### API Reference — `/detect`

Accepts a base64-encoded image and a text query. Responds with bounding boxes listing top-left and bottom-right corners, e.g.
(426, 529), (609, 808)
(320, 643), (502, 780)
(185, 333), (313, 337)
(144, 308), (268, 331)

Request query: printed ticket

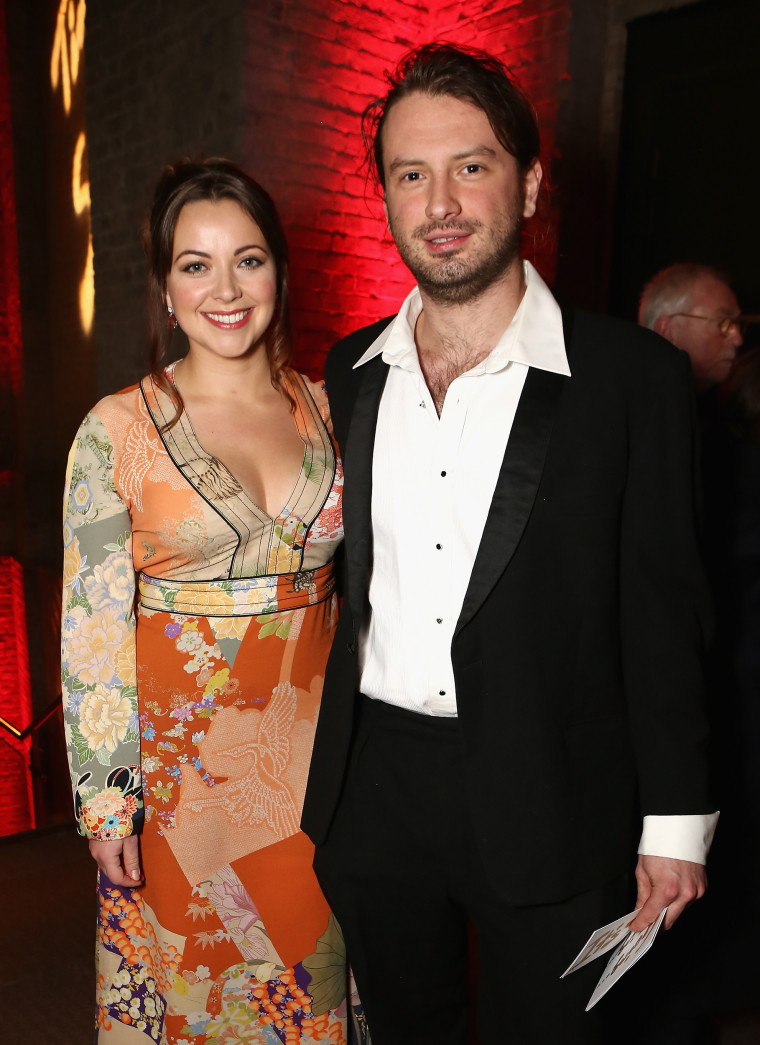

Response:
(561, 906), (668, 1011)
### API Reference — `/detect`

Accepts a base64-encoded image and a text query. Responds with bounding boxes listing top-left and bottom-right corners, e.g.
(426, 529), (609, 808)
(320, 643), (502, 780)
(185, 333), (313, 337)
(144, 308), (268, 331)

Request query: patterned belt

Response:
(138, 560), (336, 617)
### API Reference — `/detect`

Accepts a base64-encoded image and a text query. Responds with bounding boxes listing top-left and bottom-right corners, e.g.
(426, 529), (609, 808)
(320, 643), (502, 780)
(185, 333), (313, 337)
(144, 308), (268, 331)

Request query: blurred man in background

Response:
(639, 263), (743, 392)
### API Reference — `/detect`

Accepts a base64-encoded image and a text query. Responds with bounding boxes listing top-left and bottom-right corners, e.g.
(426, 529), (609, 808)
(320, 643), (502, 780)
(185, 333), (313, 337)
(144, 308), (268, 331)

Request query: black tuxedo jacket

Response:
(302, 303), (713, 906)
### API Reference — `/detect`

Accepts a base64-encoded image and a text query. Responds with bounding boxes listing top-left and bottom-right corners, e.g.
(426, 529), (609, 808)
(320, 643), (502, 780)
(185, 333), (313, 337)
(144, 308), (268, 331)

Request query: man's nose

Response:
(425, 176), (461, 221)
(729, 322), (744, 350)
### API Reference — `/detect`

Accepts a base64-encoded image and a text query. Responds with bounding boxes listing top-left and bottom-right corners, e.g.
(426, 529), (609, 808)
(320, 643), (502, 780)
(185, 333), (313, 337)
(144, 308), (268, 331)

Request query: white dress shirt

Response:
(353, 260), (717, 863)
(356, 261), (568, 715)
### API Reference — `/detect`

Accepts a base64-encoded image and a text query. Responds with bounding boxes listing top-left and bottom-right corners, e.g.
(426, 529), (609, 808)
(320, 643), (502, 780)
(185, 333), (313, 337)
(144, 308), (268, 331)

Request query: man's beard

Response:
(389, 210), (523, 306)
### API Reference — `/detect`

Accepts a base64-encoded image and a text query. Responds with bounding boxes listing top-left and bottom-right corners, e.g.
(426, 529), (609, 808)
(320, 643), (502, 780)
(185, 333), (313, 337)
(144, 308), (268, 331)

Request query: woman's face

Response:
(164, 197), (277, 364)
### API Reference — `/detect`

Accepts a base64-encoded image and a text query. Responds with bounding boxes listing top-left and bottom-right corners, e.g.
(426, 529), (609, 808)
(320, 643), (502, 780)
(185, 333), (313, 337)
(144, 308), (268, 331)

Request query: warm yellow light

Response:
(72, 132), (90, 215)
(80, 234), (94, 335)
(52, 0), (92, 337)
(50, 0), (86, 114)
(69, 0), (85, 85)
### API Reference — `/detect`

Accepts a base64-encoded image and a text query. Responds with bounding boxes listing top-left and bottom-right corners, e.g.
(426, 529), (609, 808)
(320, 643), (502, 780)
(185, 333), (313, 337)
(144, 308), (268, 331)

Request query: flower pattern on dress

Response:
(79, 684), (134, 752)
(86, 550), (136, 615)
(61, 373), (368, 1044)
(63, 533), (87, 592)
(306, 458), (344, 550)
(96, 881), (183, 1038)
(65, 606), (131, 686)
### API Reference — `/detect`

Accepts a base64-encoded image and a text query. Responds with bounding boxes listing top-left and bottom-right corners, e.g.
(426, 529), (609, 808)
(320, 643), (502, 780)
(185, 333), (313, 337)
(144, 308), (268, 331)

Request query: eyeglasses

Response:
(668, 313), (747, 338)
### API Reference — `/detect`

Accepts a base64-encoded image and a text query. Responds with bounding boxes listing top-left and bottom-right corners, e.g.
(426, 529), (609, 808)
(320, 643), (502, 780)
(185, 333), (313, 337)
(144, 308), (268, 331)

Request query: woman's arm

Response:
(61, 411), (143, 882)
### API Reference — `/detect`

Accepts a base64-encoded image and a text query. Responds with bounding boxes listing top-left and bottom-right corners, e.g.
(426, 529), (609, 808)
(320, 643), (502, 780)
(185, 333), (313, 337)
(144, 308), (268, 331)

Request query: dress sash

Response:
(138, 560), (336, 617)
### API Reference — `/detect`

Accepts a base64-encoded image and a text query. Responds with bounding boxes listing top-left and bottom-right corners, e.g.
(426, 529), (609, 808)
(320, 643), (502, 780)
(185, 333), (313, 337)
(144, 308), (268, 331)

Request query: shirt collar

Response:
(354, 260), (571, 377)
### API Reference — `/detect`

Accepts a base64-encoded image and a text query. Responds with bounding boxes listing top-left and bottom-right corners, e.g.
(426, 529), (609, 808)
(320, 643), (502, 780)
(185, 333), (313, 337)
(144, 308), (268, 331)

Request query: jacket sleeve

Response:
(620, 346), (713, 817)
(61, 411), (143, 839)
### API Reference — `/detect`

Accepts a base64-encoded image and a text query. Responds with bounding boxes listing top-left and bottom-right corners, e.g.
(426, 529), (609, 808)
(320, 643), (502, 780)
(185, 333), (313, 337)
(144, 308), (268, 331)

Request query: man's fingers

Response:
(630, 893), (684, 931)
(661, 871), (704, 929)
(629, 855), (707, 931)
(633, 867), (652, 911)
(629, 896), (662, 932)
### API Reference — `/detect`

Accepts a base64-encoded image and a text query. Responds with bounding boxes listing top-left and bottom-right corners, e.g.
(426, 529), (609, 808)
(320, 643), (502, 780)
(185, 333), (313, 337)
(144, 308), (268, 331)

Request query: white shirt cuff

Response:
(637, 812), (719, 865)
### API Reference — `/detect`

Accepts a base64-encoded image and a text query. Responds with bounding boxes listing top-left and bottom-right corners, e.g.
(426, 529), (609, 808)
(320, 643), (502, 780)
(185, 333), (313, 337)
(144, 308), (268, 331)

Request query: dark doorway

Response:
(609, 0), (760, 323)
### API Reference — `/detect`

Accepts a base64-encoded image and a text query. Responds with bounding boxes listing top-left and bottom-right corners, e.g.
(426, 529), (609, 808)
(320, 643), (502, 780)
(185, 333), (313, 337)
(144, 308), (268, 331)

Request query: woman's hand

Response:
(88, 835), (143, 887)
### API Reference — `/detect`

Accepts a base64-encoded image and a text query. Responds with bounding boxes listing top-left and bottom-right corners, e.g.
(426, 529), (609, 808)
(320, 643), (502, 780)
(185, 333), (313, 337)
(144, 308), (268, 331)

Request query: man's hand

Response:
(89, 834), (143, 888)
(629, 854), (706, 931)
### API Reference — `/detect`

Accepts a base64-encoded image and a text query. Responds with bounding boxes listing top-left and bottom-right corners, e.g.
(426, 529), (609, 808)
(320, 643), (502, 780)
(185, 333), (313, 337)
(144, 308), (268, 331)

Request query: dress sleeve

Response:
(61, 411), (143, 839)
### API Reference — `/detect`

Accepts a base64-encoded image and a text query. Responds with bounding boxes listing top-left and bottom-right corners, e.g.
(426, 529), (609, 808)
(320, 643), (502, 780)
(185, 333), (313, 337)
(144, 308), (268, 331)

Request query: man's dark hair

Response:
(364, 42), (540, 191)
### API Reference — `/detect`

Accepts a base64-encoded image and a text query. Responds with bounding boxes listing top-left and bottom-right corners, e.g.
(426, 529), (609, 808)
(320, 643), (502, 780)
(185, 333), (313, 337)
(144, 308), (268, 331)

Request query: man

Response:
(639, 263), (743, 392)
(302, 44), (717, 1044)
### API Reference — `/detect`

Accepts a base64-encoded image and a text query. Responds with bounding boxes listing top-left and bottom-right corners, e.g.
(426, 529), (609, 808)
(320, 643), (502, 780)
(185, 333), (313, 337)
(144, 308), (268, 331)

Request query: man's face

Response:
(662, 276), (743, 390)
(381, 91), (541, 304)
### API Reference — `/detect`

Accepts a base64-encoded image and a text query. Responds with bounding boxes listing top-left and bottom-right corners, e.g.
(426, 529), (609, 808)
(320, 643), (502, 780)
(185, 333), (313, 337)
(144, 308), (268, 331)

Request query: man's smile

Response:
(425, 234), (470, 252)
(420, 224), (475, 253)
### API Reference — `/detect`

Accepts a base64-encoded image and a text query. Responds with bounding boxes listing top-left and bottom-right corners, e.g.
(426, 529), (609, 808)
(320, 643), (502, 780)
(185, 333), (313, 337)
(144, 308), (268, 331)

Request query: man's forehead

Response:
(691, 275), (739, 314)
(385, 90), (491, 128)
(381, 92), (505, 163)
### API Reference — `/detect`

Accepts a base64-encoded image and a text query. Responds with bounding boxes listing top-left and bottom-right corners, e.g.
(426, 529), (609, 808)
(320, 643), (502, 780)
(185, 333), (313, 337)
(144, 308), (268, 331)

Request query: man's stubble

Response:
(388, 195), (524, 306)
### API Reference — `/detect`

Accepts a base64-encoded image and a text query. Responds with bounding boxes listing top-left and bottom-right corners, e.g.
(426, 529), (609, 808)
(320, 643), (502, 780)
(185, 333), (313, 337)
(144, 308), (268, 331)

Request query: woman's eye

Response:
(182, 261), (206, 274)
(239, 255), (263, 269)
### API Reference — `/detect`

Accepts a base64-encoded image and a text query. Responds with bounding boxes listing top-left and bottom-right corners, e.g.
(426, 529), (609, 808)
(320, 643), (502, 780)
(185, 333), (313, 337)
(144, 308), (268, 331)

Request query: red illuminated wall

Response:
(83, 0), (572, 385)
(0, 0), (34, 836)
(0, 560), (34, 836)
(0, 0), (21, 397)
(243, 0), (570, 378)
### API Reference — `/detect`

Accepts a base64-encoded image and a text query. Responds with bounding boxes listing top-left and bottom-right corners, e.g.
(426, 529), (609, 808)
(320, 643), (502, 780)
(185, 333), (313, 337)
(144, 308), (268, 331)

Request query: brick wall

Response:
(0, 559), (34, 836)
(86, 0), (246, 397)
(243, 0), (573, 378)
(85, 0), (574, 385)
(0, 0), (34, 836)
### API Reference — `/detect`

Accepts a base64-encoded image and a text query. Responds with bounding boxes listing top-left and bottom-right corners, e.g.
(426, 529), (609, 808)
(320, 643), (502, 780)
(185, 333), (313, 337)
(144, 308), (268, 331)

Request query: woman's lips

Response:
(202, 308), (252, 330)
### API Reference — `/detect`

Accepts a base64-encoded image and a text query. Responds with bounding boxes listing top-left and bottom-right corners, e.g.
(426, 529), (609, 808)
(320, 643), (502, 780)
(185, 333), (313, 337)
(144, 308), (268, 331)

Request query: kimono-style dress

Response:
(61, 367), (367, 1045)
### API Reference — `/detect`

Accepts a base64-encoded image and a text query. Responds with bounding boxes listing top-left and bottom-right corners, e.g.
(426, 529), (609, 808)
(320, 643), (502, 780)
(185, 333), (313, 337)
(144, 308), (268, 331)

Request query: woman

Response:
(61, 159), (365, 1044)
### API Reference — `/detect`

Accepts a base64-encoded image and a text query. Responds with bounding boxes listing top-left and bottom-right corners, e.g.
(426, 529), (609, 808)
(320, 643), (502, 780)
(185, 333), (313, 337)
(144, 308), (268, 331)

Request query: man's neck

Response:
(415, 257), (526, 362)
(413, 258), (527, 416)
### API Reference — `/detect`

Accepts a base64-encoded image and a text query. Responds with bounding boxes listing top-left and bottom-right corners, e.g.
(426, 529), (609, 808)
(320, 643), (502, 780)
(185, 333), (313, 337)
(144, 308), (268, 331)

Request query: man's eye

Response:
(463, 164), (482, 174)
(401, 171), (421, 182)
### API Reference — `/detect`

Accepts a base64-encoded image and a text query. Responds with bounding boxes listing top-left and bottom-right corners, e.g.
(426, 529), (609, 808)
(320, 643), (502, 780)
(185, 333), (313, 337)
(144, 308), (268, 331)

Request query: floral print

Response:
(78, 685), (134, 752)
(62, 370), (366, 1043)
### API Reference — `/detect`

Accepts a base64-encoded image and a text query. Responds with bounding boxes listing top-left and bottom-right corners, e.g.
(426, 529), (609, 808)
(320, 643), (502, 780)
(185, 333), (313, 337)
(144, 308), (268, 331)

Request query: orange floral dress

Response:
(61, 368), (367, 1044)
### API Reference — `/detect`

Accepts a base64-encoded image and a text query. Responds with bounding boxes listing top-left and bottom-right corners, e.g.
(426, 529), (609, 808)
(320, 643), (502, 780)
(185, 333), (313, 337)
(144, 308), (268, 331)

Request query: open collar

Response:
(354, 260), (571, 379)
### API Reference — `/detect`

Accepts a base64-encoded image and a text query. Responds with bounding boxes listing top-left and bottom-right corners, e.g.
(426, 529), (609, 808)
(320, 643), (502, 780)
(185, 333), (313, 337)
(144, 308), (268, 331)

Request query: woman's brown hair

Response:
(145, 158), (293, 428)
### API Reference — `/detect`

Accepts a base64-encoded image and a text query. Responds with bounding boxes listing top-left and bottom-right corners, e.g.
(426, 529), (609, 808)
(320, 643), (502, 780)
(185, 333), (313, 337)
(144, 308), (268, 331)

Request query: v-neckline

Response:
(167, 364), (306, 522)
(140, 367), (338, 579)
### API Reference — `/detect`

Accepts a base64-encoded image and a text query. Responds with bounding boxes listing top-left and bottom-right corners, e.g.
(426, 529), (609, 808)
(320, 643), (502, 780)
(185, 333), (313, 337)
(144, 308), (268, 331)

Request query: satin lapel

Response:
(342, 355), (390, 627)
(454, 365), (567, 638)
